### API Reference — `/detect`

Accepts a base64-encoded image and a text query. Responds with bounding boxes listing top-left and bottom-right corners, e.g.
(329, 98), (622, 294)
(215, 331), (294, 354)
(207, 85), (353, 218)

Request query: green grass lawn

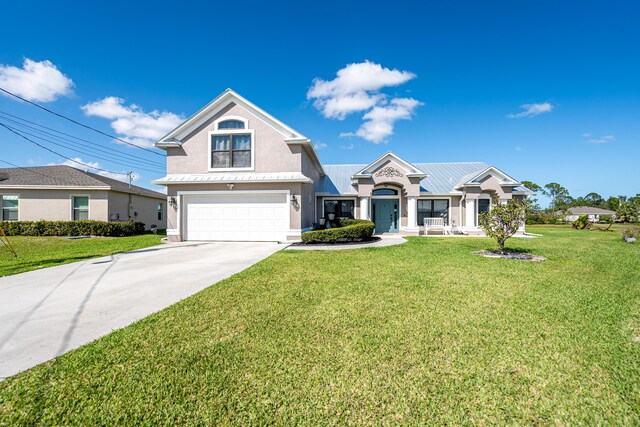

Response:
(1, 226), (639, 425)
(0, 233), (165, 277)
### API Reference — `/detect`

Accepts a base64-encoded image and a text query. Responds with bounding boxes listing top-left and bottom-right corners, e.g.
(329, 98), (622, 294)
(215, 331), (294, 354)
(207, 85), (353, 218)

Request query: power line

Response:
(0, 123), (128, 175)
(0, 110), (165, 167)
(0, 158), (59, 179)
(0, 87), (165, 157)
(0, 122), (164, 174)
(0, 115), (165, 169)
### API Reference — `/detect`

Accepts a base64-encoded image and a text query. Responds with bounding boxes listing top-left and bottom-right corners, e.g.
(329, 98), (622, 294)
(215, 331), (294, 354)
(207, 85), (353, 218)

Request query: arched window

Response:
(372, 188), (398, 196)
(218, 119), (245, 129)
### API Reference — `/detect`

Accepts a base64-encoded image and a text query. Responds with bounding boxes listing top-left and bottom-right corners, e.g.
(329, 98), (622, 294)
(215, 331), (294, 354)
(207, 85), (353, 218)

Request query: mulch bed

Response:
(473, 250), (546, 262)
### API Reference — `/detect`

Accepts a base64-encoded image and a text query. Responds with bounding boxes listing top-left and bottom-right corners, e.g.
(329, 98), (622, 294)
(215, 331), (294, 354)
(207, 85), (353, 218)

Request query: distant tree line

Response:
(520, 181), (640, 224)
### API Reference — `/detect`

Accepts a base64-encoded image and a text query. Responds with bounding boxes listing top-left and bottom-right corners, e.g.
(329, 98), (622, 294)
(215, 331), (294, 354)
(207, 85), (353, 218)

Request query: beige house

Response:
(0, 165), (167, 229)
(154, 89), (531, 242)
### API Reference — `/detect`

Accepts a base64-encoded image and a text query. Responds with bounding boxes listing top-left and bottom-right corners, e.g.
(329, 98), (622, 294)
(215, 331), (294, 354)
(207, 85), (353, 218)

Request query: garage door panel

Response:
(185, 194), (287, 242)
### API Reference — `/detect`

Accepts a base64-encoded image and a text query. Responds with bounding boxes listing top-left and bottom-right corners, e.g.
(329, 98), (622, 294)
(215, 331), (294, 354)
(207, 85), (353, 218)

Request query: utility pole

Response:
(127, 171), (134, 190)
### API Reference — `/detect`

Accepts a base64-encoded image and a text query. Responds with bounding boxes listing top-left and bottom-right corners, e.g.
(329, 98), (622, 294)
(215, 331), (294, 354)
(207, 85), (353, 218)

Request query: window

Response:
(372, 188), (398, 196)
(478, 199), (491, 215)
(417, 199), (449, 225)
(323, 200), (355, 219)
(1, 195), (18, 221)
(211, 133), (252, 168)
(157, 202), (163, 221)
(218, 119), (245, 129)
(72, 196), (89, 220)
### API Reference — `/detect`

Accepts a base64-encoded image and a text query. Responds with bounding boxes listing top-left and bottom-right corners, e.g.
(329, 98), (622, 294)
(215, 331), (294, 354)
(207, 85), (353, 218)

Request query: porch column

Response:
(407, 196), (418, 231)
(465, 199), (476, 227)
(360, 197), (369, 220)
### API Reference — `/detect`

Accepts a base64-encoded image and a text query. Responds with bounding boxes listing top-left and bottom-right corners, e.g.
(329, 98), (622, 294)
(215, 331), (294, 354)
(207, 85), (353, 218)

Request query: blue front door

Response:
(372, 199), (399, 233)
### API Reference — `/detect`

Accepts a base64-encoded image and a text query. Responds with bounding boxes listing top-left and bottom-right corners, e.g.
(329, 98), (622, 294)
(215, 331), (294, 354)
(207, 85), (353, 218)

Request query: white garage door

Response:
(184, 194), (288, 242)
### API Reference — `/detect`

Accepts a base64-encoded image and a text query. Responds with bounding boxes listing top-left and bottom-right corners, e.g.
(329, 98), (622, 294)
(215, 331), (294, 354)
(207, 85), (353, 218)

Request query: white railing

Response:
(423, 217), (449, 235)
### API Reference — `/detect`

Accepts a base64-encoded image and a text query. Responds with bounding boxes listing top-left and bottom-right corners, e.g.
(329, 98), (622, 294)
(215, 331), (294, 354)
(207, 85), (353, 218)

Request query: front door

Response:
(372, 199), (399, 233)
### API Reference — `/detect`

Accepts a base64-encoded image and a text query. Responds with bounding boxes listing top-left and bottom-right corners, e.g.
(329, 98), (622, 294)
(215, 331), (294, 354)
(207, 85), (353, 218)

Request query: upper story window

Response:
(218, 119), (245, 129)
(211, 134), (251, 168)
(1, 195), (18, 221)
(209, 117), (254, 170)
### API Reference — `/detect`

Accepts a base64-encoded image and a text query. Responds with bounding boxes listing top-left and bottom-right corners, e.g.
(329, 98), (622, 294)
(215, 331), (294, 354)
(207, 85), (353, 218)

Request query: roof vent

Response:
(0, 173), (8, 181)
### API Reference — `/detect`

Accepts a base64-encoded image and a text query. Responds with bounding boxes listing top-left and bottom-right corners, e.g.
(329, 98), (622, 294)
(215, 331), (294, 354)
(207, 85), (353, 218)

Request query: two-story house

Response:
(154, 89), (531, 242)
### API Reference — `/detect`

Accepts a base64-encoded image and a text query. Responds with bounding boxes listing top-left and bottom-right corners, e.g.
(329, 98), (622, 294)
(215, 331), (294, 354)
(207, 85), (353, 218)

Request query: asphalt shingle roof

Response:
(559, 206), (616, 215)
(0, 165), (165, 199)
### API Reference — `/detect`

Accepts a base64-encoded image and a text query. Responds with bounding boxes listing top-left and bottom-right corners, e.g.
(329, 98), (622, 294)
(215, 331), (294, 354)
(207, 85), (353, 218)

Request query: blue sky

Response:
(1, 0), (638, 205)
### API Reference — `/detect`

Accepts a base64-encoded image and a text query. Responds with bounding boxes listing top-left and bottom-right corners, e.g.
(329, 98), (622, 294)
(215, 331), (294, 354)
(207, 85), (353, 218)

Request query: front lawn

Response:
(0, 233), (165, 277)
(1, 226), (639, 424)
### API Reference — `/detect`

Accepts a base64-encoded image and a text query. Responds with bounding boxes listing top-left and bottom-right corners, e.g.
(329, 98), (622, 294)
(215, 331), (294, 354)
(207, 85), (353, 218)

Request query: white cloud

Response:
(353, 98), (422, 143)
(82, 97), (183, 148)
(0, 58), (74, 102)
(340, 143), (355, 150)
(50, 157), (140, 182)
(584, 134), (615, 144)
(507, 102), (554, 119)
(314, 142), (328, 150)
(308, 61), (421, 143)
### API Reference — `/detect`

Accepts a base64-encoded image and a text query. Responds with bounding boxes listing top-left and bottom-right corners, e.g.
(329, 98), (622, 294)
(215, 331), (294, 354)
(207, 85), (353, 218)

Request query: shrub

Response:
(621, 227), (639, 239)
(478, 197), (526, 252)
(302, 220), (374, 244)
(0, 220), (146, 237)
(572, 215), (591, 230)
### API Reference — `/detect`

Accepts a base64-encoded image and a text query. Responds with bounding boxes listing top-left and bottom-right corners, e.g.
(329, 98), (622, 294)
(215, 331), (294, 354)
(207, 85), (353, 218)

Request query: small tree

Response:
(478, 197), (526, 252)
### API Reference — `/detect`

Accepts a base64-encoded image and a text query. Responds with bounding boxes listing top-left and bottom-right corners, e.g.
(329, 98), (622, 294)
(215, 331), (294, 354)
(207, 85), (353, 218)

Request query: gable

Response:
(352, 152), (427, 178)
(157, 89), (324, 176)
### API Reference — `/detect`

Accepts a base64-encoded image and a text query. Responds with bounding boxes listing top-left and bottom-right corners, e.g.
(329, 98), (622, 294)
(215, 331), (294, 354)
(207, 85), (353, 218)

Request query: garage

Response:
(183, 193), (288, 242)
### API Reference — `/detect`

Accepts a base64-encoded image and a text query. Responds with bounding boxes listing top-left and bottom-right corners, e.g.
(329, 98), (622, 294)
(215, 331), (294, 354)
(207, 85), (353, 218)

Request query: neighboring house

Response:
(556, 206), (616, 222)
(154, 89), (531, 242)
(0, 165), (167, 229)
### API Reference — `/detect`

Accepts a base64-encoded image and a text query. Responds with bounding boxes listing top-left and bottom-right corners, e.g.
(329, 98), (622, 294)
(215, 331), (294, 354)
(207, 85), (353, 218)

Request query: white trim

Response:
(0, 193), (20, 221)
(352, 151), (427, 178)
(214, 115), (248, 130)
(154, 89), (325, 175)
(154, 172), (311, 185)
(177, 190), (291, 196)
(207, 129), (256, 172)
(70, 194), (90, 221)
(455, 166), (521, 190)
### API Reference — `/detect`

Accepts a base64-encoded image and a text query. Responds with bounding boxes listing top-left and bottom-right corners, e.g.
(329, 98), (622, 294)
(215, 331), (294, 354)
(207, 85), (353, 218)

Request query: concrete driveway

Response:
(0, 241), (283, 380)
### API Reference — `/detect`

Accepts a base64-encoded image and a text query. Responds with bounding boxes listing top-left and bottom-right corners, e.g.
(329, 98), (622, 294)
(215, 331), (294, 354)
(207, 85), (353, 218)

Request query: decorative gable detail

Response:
(374, 167), (404, 178)
(352, 151), (427, 179)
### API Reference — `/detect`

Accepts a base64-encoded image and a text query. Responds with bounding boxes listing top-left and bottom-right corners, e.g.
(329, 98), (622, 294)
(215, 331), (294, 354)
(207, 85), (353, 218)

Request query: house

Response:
(557, 206), (616, 222)
(0, 165), (167, 229)
(154, 89), (531, 242)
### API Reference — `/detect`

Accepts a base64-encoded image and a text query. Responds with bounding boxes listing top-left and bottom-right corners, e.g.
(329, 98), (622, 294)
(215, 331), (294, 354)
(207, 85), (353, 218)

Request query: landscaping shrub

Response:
(0, 220), (146, 237)
(621, 227), (639, 240)
(302, 220), (374, 244)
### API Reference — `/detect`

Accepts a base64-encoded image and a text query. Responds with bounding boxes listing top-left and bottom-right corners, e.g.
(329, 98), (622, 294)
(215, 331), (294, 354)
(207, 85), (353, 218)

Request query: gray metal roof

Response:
(0, 165), (165, 199)
(317, 161), (516, 195)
